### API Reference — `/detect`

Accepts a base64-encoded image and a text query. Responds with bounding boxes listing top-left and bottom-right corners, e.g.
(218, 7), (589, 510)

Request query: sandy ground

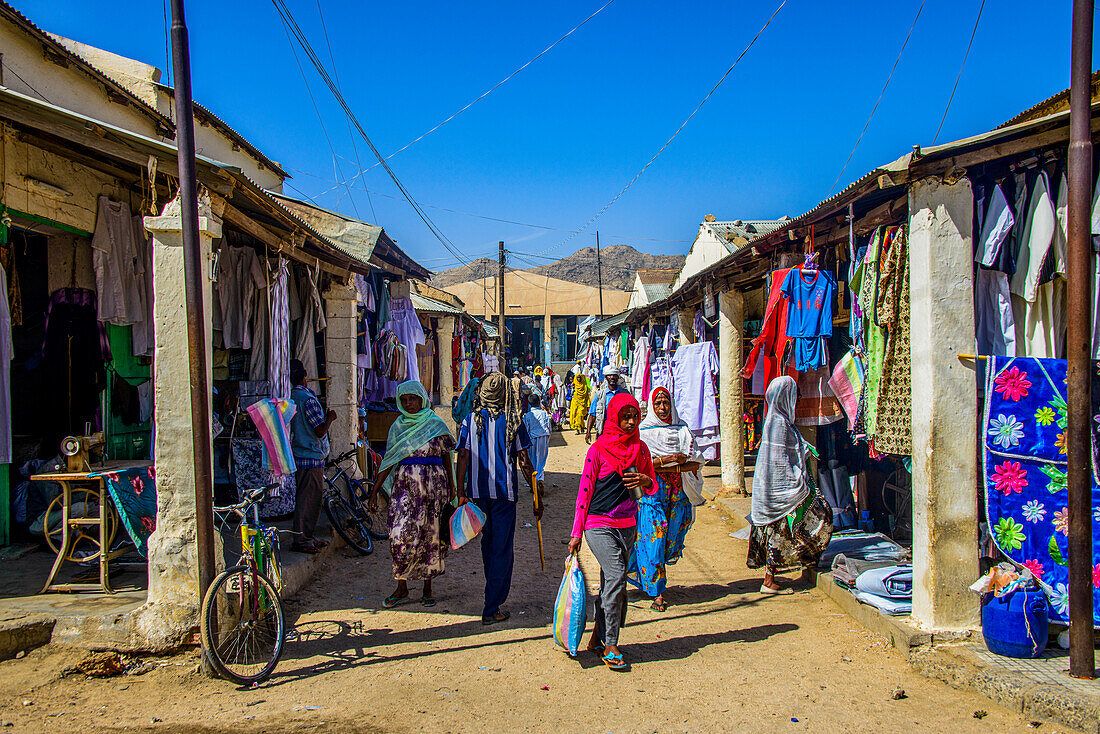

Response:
(0, 430), (1064, 733)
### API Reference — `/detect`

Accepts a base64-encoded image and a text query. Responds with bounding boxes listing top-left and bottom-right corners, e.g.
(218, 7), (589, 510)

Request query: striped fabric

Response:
(246, 398), (297, 475)
(267, 257), (295, 497)
(458, 409), (531, 501)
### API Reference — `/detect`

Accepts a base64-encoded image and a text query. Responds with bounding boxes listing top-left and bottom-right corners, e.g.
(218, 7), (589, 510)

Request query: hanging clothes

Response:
(1011, 171), (1065, 358)
(41, 288), (109, 444)
(293, 265), (327, 381)
(268, 258), (292, 401)
(215, 245), (267, 350)
(0, 263), (11, 463)
(742, 267), (796, 395)
(671, 341), (720, 460)
(630, 336), (649, 402)
(385, 297), (425, 386)
(91, 197), (145, 327)
(781, 267), (836, 372)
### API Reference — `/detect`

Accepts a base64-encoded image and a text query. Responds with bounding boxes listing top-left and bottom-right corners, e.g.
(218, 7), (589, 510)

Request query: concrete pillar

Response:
(719, 289), (746, 495)
(544, 312), (552, 367)
(908, 176), (980, 632)
(141, 194), (219, 644)
(323, 279), (359, 461)
(678, 308), (694, 345)
(437, 316), (456, 407)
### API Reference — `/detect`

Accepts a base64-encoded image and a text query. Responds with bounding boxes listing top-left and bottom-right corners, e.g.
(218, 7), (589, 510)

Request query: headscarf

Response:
(594, 392), (644, 474)
(572, 373), (589, 400)
(378, 381), (452, 491)
(751, 376), (812, 526)
(475, 372), (523, 451)
(639, 386), (690, 458)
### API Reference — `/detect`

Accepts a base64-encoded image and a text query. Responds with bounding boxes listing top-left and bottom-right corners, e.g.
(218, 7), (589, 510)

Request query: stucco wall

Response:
(2, 131), (127, 234)
(0, 23), (164, 140)
(672, 225), (729, 292)
(445, 272), (630, 319)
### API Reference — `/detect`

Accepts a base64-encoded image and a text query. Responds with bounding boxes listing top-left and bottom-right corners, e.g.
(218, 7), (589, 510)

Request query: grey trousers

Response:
(584, 525), (636, 647)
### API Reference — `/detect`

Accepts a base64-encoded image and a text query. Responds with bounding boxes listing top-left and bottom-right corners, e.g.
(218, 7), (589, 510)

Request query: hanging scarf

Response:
(378, 380), (451, 491)
(751, 376), (812, 526)
(593, 392), (644, 474)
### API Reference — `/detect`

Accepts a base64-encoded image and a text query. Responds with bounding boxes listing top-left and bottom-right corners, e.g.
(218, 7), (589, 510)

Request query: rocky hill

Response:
(431, 245), (684, 291)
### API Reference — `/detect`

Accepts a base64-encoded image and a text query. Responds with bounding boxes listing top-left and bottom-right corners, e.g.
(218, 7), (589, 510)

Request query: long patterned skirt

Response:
(746, 493), (834, 574)
(627, 471), (695, 598)
(387, 435), (455, 581)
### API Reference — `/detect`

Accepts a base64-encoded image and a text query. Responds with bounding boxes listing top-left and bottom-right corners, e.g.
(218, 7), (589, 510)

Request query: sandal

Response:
(586, 639), (605, 656)
(481, 610), (511, 626)
(601, 652), (629, 672)
(759, 584), (794, 595)
(650, 599), (668, 612)
(290, 541), (322, 554)
(420, 596), (437, 607)
(383, 594), (409, 608)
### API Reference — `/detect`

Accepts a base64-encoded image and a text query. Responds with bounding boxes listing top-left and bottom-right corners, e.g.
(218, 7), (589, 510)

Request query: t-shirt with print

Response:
(781, 268), (836, 339)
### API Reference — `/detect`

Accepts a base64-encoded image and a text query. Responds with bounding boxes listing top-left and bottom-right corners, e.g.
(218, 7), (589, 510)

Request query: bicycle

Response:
(201, 483), (287, 685)
(322, 444), (389, 556)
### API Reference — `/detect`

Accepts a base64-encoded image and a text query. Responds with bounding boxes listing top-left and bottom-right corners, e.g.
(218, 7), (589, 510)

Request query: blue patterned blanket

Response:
(91, 466), (157, 558)
(983, 357), (1100, 625)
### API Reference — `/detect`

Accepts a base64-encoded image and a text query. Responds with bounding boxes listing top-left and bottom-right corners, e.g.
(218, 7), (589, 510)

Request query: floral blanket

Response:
(91, 467), (157, 558)
(983, 357), (1100, 625)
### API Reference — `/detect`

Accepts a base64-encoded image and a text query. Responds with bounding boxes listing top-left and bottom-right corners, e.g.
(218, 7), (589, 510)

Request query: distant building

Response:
(627, 268), (678, 309)
(443, 271), (630, 371)
(671, 216), (790, 292)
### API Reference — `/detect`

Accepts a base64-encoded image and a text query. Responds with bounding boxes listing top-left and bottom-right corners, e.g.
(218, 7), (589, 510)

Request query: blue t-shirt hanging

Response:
(781, 268), (836, 372)
(781, 268), (836, 338)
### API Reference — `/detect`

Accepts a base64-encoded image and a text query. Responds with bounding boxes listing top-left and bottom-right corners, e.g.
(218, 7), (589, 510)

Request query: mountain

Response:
(430, 245), (684, 291)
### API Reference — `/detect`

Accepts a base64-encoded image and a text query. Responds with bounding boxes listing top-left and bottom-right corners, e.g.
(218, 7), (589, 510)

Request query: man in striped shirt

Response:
(456, 374), (538, 626)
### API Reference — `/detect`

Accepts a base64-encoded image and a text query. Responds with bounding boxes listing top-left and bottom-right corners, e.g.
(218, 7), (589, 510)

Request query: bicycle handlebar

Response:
(213, 482), (281, 516)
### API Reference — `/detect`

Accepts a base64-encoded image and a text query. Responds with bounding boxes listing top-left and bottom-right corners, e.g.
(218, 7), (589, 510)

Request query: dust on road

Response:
(0, 431), (1049, 733)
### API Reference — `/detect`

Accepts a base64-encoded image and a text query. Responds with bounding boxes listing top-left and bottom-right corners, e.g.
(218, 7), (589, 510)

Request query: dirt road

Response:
(0, 431), (1053, 733)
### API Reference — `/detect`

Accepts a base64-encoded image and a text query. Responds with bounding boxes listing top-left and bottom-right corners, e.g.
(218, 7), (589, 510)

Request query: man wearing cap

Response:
(585, 364), (630, 444)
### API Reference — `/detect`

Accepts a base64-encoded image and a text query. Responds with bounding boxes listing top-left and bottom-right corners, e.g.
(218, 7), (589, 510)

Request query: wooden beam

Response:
(219, 201), (352, 278)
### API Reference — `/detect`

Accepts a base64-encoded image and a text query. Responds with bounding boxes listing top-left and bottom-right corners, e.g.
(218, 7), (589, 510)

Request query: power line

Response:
(284, 166), (691, 242)
(933, 0), (986, 145)
(828, 0), (925, 195)
(315, 0), (377, 223)
(271, 0), (470, 266)
(313, 0), (618, 199)
(541, 0), (788, 257)
(278, 13), (362, 220)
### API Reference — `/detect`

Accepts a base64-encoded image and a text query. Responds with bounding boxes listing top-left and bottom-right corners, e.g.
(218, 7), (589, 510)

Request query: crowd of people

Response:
(285, 358), (832, 672)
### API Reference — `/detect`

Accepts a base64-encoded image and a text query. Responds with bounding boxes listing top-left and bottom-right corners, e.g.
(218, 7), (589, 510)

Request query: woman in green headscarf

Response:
(369, 381), (456, 608)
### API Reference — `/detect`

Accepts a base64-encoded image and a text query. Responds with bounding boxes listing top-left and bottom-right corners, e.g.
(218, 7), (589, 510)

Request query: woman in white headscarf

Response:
(748, 376), (833, 594)
(626, 386), (704, 611)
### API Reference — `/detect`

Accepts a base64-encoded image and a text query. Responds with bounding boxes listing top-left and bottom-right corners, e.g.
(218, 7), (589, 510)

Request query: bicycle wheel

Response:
(332, 474), (389, 541)
(323, 491), (373, 555)
(201, 565), (285, 684)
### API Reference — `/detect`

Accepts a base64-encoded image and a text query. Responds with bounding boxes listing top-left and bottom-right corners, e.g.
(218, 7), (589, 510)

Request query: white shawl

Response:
(751, 376), (812, 526)
(639, 388), (706, 506)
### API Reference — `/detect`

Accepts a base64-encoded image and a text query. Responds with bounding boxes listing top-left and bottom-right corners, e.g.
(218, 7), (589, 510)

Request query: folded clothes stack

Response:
(850, 564), (913, 616)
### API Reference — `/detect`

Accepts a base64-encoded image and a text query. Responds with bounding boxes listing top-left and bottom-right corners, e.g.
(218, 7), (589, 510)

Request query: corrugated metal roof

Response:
(480, 320), (499, 339)
(588, 310), (633, 339)
(642, 282), (672, 302)
(997, 71), (1100, 129)
(271, 193), (382, 266)
(411, 292), (463, 315)
(636, 268), (678, 285)
(703, 219), (790, 253)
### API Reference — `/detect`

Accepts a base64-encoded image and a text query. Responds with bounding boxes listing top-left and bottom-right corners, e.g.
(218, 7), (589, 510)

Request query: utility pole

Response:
(168, 0), (216, 663)
(1066, 0), (1095, 680)
(498, 241), (506, 359)
(596, 231), (604, 319)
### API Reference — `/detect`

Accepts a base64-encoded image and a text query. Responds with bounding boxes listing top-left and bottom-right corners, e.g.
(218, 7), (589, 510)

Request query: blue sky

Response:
(19, 0), (1093, 271)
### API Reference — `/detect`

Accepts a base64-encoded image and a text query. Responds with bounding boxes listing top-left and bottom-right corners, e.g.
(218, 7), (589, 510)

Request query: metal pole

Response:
(168, 0), (216, 613)
(1066, 0), (1095, 681)
(596, 231), (604, 319)
(498, 241), (506, 362)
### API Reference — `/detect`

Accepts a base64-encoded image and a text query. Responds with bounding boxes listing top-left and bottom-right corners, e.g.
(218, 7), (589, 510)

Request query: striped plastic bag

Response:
(552, 554), (587, 656)
(449, 502), (486, 550)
